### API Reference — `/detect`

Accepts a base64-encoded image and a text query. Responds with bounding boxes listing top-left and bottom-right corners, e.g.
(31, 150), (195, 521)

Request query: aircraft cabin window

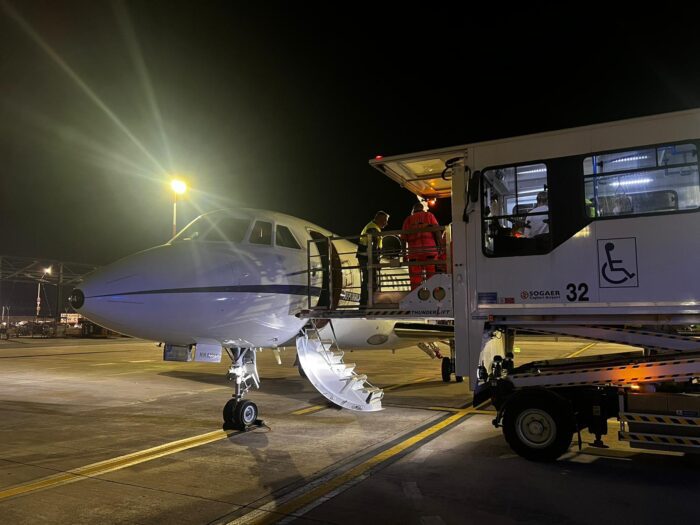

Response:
(584, 142), (700, 218)
(202, 217), (250, 242)
(249, 221), (273, 245)
(481, 163), (551, 257)
(275, 225), (301, 249)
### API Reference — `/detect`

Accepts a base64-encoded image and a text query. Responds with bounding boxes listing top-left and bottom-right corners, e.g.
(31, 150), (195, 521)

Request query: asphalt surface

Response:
(0, 337), (697, 525)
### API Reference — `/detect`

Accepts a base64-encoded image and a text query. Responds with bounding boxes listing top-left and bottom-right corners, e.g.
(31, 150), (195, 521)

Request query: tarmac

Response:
(0, 337), (697, 524)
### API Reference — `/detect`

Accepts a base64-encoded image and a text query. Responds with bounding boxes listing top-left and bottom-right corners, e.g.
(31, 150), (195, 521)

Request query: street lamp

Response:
(170, 179), (187, 237)
(36, 266), (52, 322)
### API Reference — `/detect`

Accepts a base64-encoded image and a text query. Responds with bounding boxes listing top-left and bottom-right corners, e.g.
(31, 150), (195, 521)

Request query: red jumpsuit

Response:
(402, 211), (439, 289)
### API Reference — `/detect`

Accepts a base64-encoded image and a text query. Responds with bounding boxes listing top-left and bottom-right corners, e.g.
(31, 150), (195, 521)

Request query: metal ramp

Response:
(295, 320), (384, 411)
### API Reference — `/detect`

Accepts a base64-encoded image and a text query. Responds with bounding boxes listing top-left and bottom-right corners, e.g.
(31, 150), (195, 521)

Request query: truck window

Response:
(584, 143), (700, 218)
(482, 163), (551, 257)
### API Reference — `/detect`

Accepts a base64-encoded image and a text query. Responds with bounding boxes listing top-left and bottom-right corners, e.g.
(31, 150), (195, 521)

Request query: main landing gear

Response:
(441, 340), (463, 383)
(222, 348), (263, 431)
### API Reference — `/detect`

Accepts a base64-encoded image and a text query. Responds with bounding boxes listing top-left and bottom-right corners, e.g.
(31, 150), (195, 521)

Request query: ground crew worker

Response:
(402, 201), (440, 289)
(357, 211), (389, 307)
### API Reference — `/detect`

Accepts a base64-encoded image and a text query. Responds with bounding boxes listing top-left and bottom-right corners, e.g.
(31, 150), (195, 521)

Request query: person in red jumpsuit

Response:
(402, 201), (441, 289)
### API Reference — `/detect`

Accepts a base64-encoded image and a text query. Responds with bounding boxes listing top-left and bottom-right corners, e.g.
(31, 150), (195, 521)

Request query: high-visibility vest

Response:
(358, 221), (382, 251)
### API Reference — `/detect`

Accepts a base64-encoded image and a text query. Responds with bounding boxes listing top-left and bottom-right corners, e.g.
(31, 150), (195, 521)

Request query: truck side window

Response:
(584, 143), (700, 218)
(482, 163), (551, 257)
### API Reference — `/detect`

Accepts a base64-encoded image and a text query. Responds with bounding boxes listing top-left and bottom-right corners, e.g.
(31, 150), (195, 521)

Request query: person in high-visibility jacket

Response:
(402, 201), (440, 289)
(356, 211), (389, 307)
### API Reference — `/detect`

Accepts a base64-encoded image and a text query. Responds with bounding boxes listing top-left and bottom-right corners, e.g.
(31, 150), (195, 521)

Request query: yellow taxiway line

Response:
(0, 429), (237, 502)
(229, 402), (490, 525)
(566, 342), (597, 358)
(290, 405), (328, 416)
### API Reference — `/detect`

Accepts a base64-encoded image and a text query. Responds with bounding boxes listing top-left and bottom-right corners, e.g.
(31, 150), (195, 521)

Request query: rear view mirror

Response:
(469, 170), (481, 203)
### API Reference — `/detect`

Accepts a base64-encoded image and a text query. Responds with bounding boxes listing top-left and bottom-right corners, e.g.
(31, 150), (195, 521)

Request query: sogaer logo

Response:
(520, 290), (560, 301)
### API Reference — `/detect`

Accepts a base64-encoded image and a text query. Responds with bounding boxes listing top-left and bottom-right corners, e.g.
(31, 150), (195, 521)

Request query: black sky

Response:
(3, 1), (700, 265)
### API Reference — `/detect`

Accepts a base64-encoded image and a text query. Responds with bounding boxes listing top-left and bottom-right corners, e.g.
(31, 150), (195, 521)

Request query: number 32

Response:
(566, 282), (589, 302)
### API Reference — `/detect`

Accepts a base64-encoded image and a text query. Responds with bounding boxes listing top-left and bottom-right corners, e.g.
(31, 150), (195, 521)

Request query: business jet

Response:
(68, 209), (453, 430)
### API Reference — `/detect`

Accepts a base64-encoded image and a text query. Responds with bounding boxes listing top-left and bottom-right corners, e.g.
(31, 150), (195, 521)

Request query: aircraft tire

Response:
(441, 357), (451, 382)
(234, 400), (258, 428)
(502, 392), (573, 462)
(222, 398), (238, 429)
(455, 375), (464, 383)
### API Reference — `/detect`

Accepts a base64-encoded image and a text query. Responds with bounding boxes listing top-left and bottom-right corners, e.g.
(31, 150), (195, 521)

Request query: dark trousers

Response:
(357, 254), (377, 307)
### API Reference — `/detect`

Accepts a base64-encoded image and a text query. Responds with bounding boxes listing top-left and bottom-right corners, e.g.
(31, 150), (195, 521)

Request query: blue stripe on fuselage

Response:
(87, 284), (322, 299)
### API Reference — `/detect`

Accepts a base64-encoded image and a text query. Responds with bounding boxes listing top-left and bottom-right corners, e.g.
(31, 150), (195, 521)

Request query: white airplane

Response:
(69, 208), (453, 429)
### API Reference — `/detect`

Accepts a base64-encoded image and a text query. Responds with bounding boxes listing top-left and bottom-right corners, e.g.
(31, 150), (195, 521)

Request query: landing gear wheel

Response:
(503, 393), (573, 462)
(223, 399), (259, 430)
(455, 375), (464, 383)
(441, 357), (452, 383)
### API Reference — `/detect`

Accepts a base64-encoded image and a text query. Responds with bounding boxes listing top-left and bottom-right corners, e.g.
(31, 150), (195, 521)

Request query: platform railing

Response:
(305, 225), (450, 312)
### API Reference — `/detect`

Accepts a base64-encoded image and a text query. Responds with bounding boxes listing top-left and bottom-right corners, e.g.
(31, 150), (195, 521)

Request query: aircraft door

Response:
(308, 230), (342, 310)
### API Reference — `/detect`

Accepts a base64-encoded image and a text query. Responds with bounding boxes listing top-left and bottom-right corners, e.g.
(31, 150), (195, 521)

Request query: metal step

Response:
(330, 362), (356, 377)
(619, 431), (700, 454)
(328, 351), (344, 364)
(295, 334), (383, 412)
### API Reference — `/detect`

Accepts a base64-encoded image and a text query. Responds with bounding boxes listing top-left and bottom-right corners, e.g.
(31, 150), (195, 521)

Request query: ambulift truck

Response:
(303, 109), (700, 461)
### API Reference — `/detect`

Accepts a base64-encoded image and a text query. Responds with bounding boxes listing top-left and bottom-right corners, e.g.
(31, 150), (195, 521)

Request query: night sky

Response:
(3, 2), (700, 265)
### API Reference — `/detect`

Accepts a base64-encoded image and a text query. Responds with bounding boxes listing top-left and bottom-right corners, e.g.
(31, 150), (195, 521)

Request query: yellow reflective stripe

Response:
(359, 222), (381, 247)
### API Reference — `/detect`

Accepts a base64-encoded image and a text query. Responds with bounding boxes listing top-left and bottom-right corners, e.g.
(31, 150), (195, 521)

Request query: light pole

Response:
(170, 179), (187, 237)
(36, 266), (51, 322)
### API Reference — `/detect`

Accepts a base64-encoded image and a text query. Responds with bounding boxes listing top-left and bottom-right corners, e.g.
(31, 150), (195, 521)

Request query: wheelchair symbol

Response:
(601, 242), (636, 284)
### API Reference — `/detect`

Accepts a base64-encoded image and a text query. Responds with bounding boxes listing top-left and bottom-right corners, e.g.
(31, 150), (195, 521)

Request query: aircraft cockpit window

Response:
(249, 221), (273, 245)
(172, 216), (215, 242)
(482, 163), (551, 257)
(275, 225), (301, 249)
(202, 217), (250, 242)
(584, 142), (700, 218)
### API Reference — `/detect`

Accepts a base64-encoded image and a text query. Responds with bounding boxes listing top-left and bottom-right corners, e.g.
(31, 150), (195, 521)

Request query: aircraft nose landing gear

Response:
(222, 347), (264, 431)
(223, 398), (259, 430)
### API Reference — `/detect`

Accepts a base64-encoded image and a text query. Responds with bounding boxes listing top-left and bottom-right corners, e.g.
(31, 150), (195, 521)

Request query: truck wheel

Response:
(503, 393), (573, 462)
(441, 357), (452, 382)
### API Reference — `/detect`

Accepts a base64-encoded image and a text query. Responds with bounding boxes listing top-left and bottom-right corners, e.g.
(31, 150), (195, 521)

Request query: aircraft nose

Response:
(69, 288), (85, 310)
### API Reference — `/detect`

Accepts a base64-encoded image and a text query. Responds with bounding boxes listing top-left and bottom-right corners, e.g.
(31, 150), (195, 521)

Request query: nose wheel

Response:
(222, 347), (264, 431)
(223, 399), (259, 430)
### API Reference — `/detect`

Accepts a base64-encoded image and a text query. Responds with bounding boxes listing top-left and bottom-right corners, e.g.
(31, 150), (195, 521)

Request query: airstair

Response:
(295, 320), (384, 411)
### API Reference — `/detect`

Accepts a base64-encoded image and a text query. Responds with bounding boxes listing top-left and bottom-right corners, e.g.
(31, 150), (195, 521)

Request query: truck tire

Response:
(503, 392), (573, 462)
